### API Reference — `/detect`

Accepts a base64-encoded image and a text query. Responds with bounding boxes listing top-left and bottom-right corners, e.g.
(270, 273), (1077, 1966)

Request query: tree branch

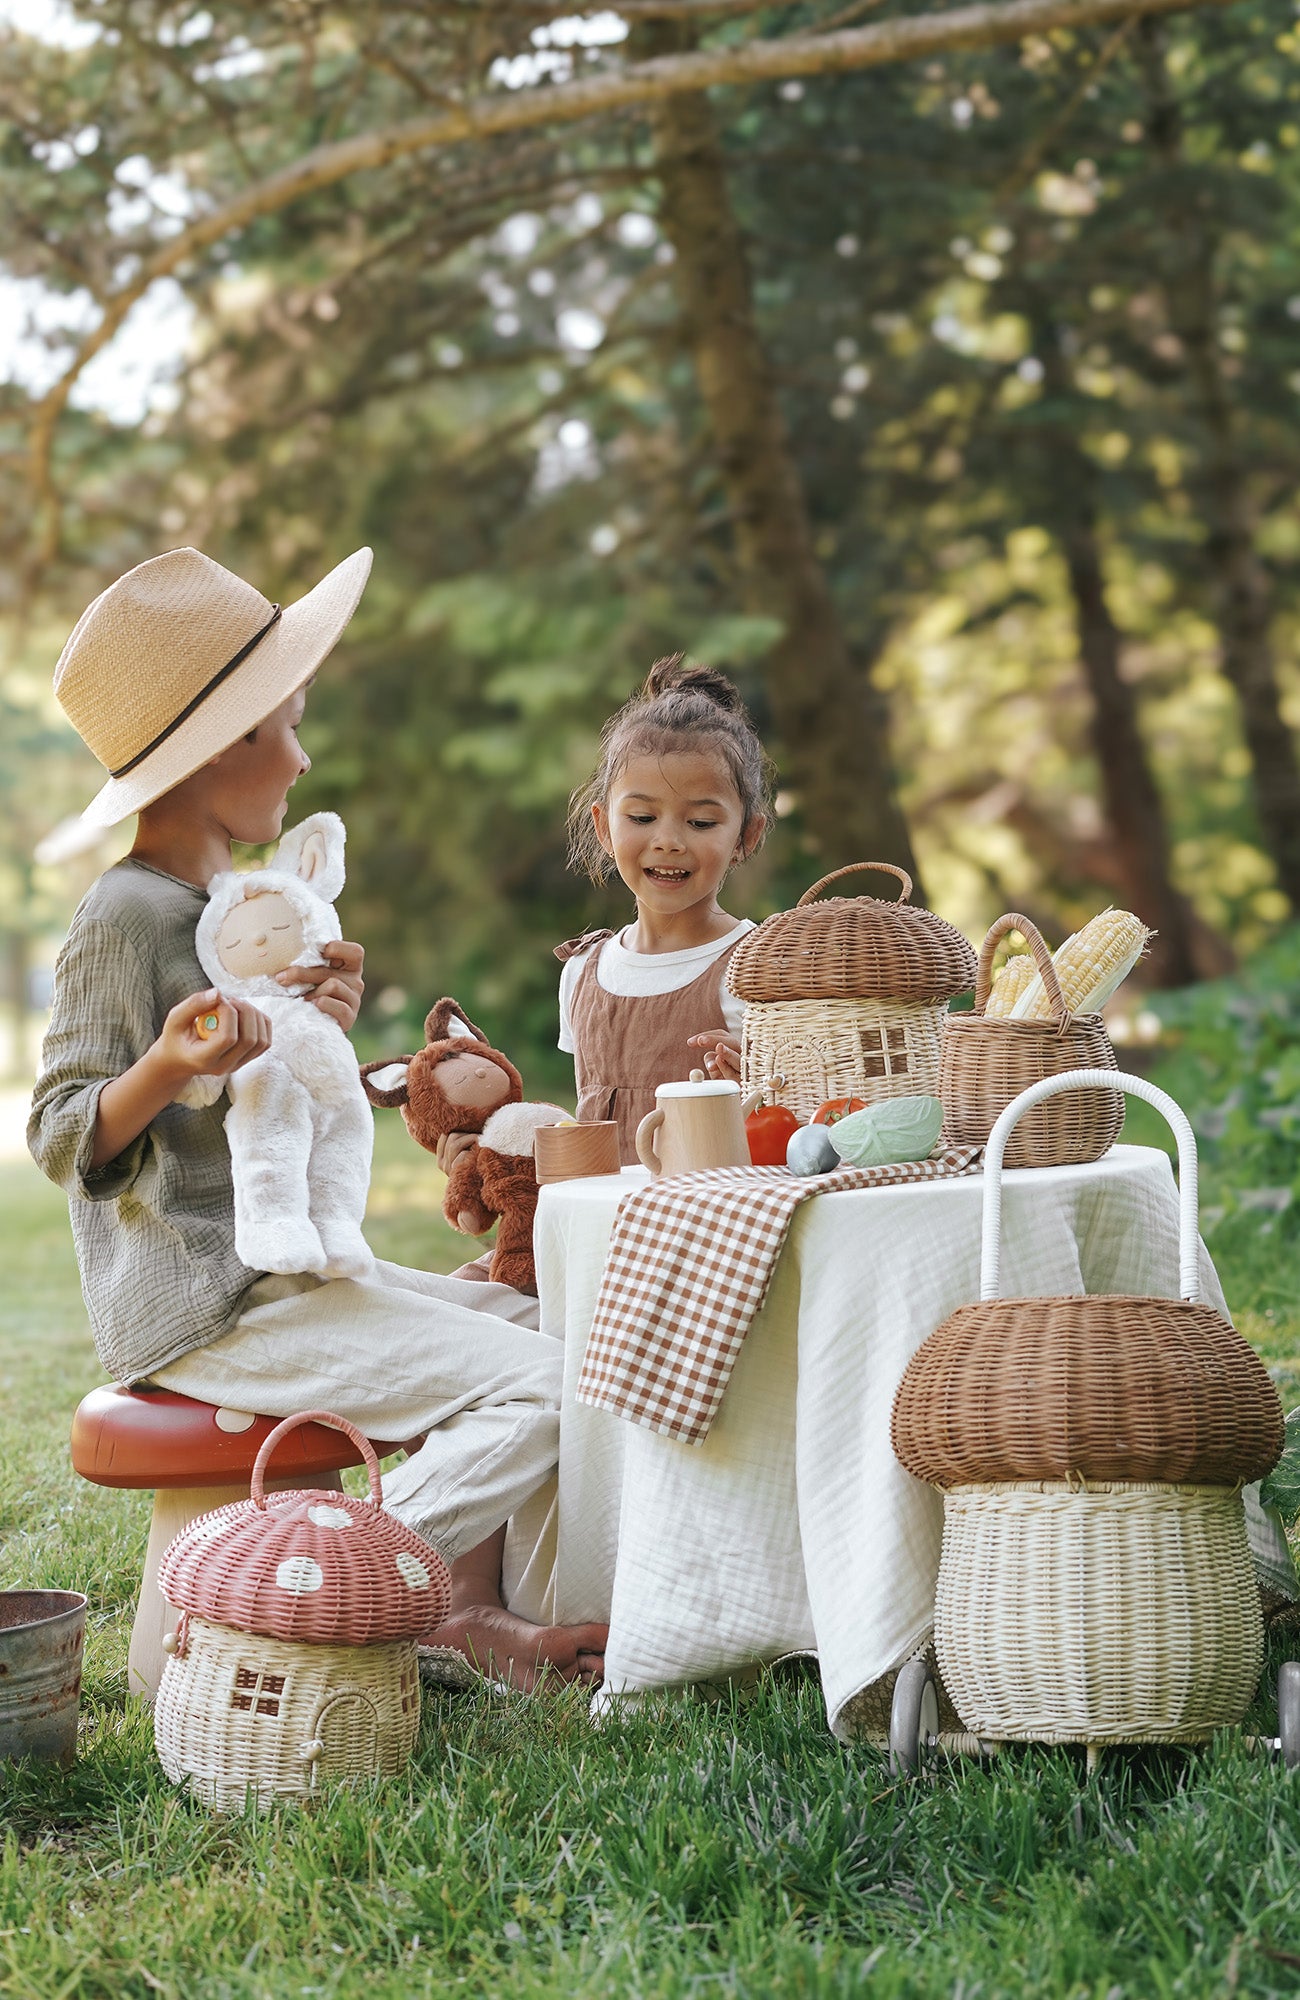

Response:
(26, 0), (1245, 560)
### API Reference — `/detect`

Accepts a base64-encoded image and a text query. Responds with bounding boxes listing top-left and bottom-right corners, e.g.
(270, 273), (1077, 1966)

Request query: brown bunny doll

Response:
(360, 998), (566, 1295)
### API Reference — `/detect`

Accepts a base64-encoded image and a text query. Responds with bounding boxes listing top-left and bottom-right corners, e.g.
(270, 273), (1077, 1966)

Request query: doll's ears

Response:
(423, 996), (488, 1047)
(359, 1058), (412, 1108)
(276, 811), (346, 903)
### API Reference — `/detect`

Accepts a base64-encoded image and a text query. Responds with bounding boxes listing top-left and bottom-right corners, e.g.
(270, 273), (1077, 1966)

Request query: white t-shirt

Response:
(557, 921), (754, 1055)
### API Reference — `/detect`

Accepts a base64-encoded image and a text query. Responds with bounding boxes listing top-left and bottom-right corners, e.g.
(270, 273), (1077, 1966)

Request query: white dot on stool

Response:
(214, 1408), (257, 1434)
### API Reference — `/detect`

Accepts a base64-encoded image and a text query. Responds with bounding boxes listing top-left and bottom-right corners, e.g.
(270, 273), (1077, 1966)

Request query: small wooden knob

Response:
(689, 1068), (706, 1083)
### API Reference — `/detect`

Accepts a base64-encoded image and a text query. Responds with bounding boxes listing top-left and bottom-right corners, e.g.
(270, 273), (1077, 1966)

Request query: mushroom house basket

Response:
(727, 864), (977, 1123)
(891, 1072), (1283, 1753)
(154, 1413), (451, 1808)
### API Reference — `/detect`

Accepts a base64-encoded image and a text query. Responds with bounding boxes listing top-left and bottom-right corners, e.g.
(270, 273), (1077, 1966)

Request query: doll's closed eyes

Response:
(214, 890), (306, 980)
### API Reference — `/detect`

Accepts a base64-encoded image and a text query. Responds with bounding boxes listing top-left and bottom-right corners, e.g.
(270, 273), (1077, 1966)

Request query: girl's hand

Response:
(686, 1029), (742, 1083)
(161, 991), (272, 1083)
(437, 1130), (479, 1175)
(278, 939), (365, 1031)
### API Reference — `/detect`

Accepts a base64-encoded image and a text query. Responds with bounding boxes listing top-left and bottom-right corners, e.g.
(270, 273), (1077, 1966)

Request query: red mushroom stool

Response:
(70, 1386), (401, 1698)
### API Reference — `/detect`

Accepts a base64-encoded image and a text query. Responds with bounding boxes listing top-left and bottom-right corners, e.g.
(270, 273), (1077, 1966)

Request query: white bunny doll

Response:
(182, 811), (374, 1280)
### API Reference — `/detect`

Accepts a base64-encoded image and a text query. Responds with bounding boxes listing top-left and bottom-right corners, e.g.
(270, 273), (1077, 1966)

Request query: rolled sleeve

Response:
(28, 917), (158, 1201)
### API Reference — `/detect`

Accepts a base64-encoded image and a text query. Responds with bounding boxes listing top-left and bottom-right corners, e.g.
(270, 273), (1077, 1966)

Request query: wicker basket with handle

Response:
(939, 913), (1122, 1168)
(728, 864), (977, 1121)
(893, 1080), (1284, 1487)
(902, 1071), (1275, 1746)
(154, 1411), (450, 1808)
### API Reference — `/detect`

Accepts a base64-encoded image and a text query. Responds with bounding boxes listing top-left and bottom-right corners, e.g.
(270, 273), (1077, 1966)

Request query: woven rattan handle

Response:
(974, 912), (1069, 1031)
(796, 862), (913, 908)
(980, 1070), (1201, 1305)
(250, 1410), (383, 1509)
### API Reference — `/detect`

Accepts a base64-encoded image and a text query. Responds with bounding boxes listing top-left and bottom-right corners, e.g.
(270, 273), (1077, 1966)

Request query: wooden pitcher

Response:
(635, 1075), (750, 1178)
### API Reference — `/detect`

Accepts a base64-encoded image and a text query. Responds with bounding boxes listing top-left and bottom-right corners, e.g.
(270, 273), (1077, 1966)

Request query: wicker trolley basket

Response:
(893, 1070), (1281, 1759)
(939, 914), (1122, 1169)
(934, 1477), (1263, 1746)
(728, 864), (977, 1122)
(154, 1411), (451, 1809)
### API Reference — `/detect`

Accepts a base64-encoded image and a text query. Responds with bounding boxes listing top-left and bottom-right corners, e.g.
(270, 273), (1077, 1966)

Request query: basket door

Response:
(314, 1691), (379, 1778)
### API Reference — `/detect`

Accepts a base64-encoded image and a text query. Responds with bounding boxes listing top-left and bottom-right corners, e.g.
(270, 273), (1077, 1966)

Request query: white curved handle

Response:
(981, 1068), (1200, 1305)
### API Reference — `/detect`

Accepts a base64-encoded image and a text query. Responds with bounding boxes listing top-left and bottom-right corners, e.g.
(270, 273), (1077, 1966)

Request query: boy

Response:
(29, 545), (605, 1689)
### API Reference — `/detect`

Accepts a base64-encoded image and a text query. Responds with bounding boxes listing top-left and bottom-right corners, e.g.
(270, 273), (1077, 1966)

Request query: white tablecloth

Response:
(506, 1146), (1294, 1738)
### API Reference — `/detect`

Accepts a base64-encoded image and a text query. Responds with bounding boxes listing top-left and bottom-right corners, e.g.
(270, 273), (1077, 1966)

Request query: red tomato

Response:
(811, 1097), (867, 1126)
(745, 1104), (801, 1165)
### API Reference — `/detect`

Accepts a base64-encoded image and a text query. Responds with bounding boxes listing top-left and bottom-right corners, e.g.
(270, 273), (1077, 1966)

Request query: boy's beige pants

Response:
(151, 1259), (556, 1566)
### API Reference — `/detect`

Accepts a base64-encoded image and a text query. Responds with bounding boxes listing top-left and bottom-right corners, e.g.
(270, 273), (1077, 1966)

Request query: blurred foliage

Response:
(5, 3), (1300, 1081)
(1143, 919), (1300, 1241)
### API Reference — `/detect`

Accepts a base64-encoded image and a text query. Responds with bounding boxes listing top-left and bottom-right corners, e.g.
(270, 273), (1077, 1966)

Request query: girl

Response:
(559, 655), (774, 1160)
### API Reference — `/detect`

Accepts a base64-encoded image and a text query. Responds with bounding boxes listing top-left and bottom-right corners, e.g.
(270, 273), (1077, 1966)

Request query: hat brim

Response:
(77, 546), (373, 829)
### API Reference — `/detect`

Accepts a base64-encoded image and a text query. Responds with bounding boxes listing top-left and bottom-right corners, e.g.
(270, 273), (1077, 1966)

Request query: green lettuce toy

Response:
(825, 1095), (944, 1169)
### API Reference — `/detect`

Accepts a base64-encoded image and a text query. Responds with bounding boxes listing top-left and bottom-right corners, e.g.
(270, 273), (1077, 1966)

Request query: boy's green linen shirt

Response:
(28, 859), (259, 1383)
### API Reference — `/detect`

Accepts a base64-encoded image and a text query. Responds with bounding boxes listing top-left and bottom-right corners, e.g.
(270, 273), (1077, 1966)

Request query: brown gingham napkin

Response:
(575, 1147), (982, 1444)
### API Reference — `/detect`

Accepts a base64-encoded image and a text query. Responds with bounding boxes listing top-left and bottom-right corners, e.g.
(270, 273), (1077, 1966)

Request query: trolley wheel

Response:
(889, 1656), (940, 1777)
(1278, 1662), (1300, 1770)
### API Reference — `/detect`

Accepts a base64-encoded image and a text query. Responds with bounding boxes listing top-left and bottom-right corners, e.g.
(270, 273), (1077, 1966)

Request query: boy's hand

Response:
(162, 991), (272, 1083)
(91, 991), (272, 1171)
(686, 1029), (742, 1083)
(278, 939), (365, 1031)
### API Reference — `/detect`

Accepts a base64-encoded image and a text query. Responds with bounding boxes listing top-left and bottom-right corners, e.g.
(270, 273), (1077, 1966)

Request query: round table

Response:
(507, 1146), (1290, 1738)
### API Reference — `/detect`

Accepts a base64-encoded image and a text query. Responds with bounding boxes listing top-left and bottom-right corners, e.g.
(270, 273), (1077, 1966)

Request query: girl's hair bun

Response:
(642, 654), (742, 713)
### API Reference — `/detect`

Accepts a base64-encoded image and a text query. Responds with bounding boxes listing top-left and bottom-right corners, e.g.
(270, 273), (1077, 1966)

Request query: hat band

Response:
(108, 605), (283, 781)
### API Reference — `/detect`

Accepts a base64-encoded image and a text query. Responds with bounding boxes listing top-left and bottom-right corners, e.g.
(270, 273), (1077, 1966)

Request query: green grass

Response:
(4, 1114), (1300, 1996)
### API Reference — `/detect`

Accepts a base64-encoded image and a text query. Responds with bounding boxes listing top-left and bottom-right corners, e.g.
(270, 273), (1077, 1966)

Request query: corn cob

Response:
(1009, 909), (1151, 1021)
(984, 952), (1037, 1018)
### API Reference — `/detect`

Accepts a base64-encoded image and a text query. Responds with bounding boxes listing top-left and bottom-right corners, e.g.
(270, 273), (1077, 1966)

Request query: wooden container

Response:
(940, 914), (1122, 1168)
(635, 1077), (750, 1178)
(728, 865), (977, 1123)
(534, 1121), (621, 1183)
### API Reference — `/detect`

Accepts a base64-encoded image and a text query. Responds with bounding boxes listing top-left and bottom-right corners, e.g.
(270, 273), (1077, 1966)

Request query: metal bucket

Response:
(0, 1590), (88, 1768)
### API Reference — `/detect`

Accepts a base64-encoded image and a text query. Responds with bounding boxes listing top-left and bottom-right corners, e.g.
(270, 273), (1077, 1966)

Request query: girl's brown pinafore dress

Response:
(555, 929), (746, 1165)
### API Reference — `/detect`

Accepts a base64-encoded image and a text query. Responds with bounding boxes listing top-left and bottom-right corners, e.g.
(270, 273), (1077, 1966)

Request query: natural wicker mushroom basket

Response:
(939, 914), (1122, 1169)
(894, 1070), (1281, 1750)
(728, 864), (977, 1121)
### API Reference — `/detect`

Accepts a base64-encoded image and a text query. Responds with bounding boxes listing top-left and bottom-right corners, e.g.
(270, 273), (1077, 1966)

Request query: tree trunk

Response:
(640, 24), (922, 888)
(1140, 21), (1300, 911)
(1033, 318), (1205, 985)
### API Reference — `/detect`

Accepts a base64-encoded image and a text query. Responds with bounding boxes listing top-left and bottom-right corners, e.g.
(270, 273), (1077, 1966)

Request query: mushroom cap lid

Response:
(727, 864), (977, 1003)
(158, 1413), (451, 1645)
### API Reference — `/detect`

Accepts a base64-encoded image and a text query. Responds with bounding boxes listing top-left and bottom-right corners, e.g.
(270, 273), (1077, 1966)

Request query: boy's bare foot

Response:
(423, 1604), (608, 1693)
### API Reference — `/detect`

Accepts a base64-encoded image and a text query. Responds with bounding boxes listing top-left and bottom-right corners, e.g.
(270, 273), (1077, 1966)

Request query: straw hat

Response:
(54, 545), (373, 828)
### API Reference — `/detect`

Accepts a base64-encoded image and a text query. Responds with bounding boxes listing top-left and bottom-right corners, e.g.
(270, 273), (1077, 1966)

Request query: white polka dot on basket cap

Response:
(157, 1410), (452, 1647)
(394, 1552), (430, 1590)
(276, 1556), (325, 1594)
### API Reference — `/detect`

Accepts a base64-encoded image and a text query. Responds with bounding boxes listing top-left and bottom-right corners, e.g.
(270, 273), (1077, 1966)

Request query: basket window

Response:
(231, 1665), (285, 1717)
(858, 1024), (909, 1078)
